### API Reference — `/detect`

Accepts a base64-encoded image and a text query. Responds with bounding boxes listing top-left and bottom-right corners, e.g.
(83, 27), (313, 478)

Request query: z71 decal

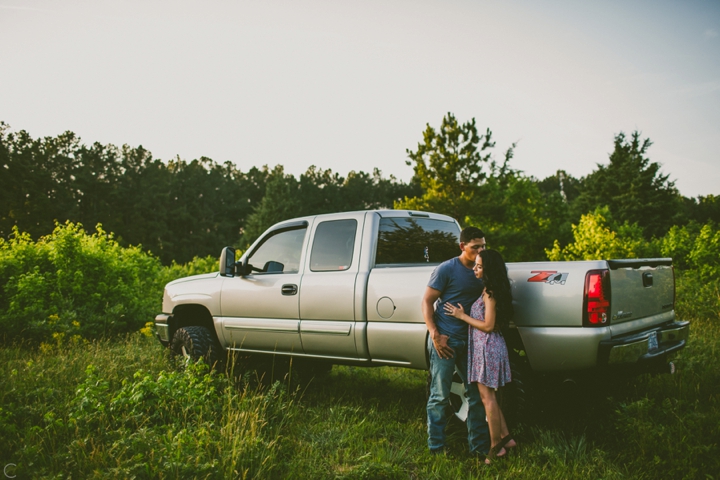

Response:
(528, 271), (569, 285)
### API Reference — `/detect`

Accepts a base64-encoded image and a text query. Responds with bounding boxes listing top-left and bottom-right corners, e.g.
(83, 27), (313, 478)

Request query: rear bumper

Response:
(517, 320), (690, 374)
(598, 320), (689, 368)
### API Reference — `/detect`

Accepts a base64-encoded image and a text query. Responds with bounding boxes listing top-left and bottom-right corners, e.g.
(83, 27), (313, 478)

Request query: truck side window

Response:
(247, 227), (306, 274)
(310, 219), (357, 272)
(375, 217), (460, 266)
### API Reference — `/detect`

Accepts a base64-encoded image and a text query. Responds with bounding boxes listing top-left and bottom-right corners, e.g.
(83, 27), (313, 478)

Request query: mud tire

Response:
(170, 326), (224, 370)
(502, 350), (536, 426)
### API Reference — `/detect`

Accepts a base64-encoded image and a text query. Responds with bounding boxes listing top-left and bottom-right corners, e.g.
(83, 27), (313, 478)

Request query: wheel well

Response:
(505, 325), (526, 356)
(170, 304), (220, 346)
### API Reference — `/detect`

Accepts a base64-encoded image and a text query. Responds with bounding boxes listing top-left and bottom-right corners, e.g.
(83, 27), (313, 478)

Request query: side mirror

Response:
(263, 261), (284, 273)
(219, 247), (236, 276)
(236, 259), (250, 276)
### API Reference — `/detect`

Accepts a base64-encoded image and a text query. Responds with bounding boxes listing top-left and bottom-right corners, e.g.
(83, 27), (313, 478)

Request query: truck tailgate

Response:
(608, 259), (674, 326)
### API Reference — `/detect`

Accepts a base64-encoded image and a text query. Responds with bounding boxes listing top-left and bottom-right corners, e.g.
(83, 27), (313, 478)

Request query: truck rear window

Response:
(310, 219), (357, 271)
(375, 217), (459, 266)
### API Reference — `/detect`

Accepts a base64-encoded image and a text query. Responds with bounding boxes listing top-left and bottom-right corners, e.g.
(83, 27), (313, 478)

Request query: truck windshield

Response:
(375, 217), (459, 266)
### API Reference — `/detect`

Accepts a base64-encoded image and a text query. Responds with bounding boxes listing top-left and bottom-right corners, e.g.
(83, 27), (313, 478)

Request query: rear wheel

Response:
(502, 350), (535, 426)
(170, 326), (224, 370)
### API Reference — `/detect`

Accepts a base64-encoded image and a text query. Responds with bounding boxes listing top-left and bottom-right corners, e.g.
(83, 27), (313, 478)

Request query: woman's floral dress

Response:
(467, 294), (511, 389)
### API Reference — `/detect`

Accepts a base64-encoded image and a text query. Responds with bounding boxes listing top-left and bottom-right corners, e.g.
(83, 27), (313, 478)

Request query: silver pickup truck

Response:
(153, 209), (689, 418)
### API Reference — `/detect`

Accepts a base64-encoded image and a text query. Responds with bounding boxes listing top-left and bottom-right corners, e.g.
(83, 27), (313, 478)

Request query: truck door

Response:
(220, 224), (307, 354)
(299, 214), (365, 359)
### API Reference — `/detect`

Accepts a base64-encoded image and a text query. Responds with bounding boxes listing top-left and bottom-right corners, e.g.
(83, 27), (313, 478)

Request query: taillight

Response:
(671, 265), (676, 310)
(583, 269), (610, 327)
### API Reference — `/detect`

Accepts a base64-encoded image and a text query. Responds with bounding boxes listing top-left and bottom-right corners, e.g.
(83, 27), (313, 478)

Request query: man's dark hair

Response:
(460, 226), (485, 243)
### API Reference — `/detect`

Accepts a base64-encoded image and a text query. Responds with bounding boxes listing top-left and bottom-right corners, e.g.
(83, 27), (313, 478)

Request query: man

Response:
(423, 226), (490, 455)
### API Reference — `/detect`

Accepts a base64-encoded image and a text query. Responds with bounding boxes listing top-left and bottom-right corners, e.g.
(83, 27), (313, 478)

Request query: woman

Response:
(444, 248), (517, 464)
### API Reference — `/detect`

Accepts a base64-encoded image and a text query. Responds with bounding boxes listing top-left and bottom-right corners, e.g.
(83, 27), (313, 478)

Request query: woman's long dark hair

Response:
(479, 249), (514, 330)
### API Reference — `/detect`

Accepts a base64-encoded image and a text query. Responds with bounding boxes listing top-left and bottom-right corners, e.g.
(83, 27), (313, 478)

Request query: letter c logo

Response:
(4, 463), (16, 478)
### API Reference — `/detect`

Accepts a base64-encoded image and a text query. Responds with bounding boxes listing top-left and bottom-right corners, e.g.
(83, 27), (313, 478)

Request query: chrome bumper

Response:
(599, 321), (689, 366)
(155, 314), (171, 343)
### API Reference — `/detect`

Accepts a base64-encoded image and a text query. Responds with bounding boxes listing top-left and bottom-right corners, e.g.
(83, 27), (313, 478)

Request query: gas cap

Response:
(376, 297), (396, 319)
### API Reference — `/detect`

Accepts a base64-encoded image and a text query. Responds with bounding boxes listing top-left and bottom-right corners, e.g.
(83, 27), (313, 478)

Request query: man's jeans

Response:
(427, 335), (490, 454)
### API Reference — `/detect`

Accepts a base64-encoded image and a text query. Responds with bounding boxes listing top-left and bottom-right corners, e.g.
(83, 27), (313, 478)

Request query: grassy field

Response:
(1, 310), (718, 479)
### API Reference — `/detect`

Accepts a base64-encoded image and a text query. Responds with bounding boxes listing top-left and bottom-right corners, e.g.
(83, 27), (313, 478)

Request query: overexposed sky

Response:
(1, 0), (718, 197)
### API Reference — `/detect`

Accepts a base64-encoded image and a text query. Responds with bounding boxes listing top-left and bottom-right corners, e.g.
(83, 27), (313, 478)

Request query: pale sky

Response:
(1, 0), (718, 197)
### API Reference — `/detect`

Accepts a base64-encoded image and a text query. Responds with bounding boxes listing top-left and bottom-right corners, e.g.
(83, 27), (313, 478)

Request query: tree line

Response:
(0, 122), (418, 264)
(397, 114), (720, 261)
(1, 116), (718, 264)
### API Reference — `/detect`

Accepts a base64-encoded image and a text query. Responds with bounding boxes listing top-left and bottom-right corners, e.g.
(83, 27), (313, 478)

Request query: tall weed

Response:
(609, 315), (720, 478)
(1, 335), (295, 478)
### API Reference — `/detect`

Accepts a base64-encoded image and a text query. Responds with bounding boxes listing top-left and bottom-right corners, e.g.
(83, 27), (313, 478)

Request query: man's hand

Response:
(422, 286), (454, 359)
(432, 330), (454, 359)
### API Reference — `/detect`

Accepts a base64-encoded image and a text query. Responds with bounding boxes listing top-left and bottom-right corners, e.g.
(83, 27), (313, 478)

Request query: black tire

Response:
(503, 350), (535, 426)
(170, 326), (224, 370)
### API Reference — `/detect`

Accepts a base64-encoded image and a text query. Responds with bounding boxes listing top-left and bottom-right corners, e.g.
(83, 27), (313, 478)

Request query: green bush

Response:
(0, 223), (223, 346)
(158, 254), (221, 287)
(661, 222), (720, 276)
(546, 207), (656, 261)
(675, 269), (720, 324)
(660, 222), (720, 322)
(0, 222), (163, 344)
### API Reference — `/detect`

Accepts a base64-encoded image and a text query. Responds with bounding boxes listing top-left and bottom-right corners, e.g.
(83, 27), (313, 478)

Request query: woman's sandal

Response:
(498, 434), (517, 451)
(484, 445), (507, 465)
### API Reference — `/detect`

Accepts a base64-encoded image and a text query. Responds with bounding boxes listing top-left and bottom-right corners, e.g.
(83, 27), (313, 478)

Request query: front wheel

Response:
(170, 326), (224, 370)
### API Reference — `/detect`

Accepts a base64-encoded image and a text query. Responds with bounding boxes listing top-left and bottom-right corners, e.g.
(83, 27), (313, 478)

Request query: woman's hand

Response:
(443, 302), (465, 319)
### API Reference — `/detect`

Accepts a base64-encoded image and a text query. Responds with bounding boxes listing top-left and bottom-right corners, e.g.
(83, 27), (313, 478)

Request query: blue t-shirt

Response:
(428, 257), (484, 340)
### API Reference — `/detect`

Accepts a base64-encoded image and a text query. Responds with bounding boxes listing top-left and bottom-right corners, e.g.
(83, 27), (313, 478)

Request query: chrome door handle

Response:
(282, 284), (298, 296)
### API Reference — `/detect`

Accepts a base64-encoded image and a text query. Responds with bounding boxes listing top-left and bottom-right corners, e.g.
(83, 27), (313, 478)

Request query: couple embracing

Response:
(422, 226), (516, 464)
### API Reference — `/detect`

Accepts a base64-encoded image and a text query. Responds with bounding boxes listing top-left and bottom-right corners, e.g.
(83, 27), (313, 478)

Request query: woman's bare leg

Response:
(497, 407), (516, 448)
(479, 383), (516, 453)
(477, 383), (503, 452)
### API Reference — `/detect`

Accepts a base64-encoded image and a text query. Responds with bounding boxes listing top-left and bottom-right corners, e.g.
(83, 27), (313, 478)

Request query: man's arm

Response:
(422, 286), (455, 359)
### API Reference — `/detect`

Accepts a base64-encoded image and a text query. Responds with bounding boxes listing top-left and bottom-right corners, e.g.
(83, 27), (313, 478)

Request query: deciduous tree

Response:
(546, 207), (650, 261)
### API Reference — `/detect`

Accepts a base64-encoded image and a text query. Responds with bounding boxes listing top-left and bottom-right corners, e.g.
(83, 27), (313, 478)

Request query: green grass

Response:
(1, 315), (718, 479)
